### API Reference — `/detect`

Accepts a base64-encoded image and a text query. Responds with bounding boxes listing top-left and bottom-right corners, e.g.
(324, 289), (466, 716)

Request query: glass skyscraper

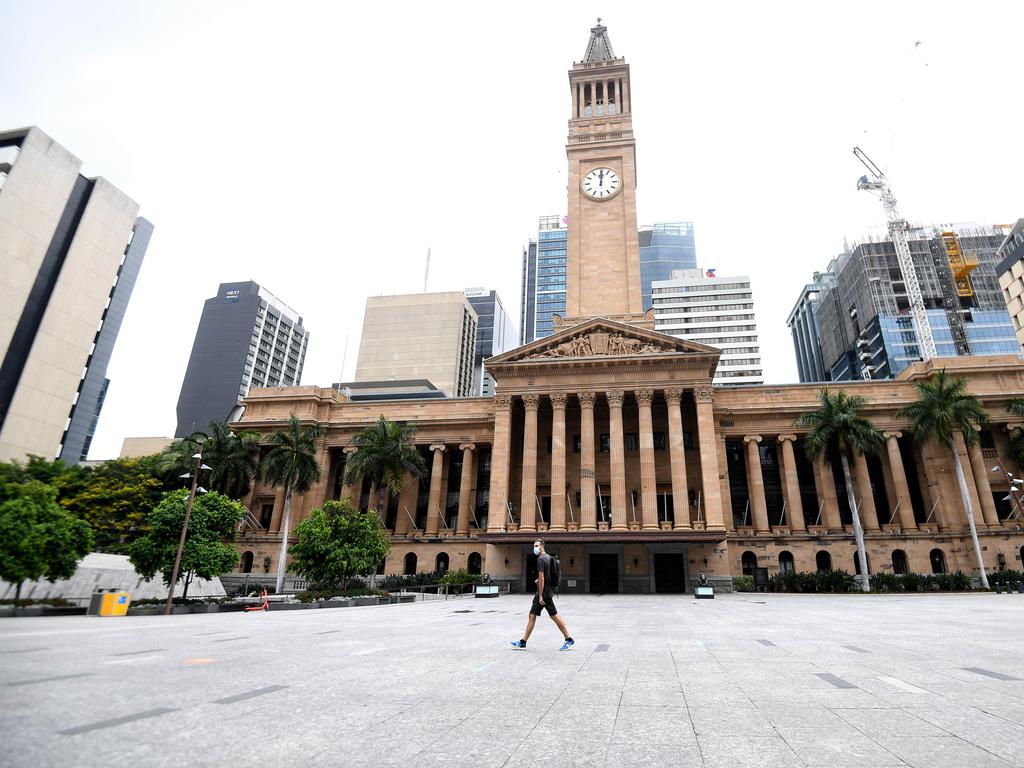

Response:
(639, 222), (697, 311)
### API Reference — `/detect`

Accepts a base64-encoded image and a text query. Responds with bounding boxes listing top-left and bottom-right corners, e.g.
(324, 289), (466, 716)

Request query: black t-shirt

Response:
(537, 553), (553, 593)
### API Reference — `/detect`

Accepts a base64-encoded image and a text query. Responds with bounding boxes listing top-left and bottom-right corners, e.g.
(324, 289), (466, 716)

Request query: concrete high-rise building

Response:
(522, 218), (697, 343)
(996, 219), (1024, 354)
(639, 222), (697, 312)
(787, 271), (837, 383)
(0, 127), (152, 463)
(354, 292), (477, 398)
(464, 288), (517, 396)
(520, 215), (567, 344)
(175, 281), (308, 437)
(652, 268), (763, 385)
(813, 225), (1020, 381)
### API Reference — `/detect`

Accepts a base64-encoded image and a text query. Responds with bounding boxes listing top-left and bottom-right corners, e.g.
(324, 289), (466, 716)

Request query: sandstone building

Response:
(231, 23), (1024, 592)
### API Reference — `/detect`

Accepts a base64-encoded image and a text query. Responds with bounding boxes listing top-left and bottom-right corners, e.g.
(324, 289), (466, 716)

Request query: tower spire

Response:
(583, 18), (615, 62)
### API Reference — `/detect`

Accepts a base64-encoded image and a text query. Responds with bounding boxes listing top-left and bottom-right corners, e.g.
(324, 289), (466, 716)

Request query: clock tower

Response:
(564, 20), (643, 321)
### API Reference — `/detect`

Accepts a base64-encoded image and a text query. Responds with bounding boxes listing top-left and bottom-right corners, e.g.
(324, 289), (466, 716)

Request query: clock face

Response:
(582, 167), (621, 200)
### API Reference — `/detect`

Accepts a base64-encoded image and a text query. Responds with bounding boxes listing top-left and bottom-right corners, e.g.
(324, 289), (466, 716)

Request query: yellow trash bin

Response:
(98, 591), (131, 617)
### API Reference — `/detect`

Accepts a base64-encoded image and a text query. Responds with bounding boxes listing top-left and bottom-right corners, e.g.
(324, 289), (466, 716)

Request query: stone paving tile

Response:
(781, 729), (906, 767)
(604, 739), (703, 767)
(755, 703), (847, 728)
(688, 704), (776, 736)
(696, 734), (804, 768)
(873, 736), (1014, 768)
(833, 707), (949, 737)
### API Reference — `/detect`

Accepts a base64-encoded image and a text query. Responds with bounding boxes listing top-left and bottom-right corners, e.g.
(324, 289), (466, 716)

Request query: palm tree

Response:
(198, 420), (260, 499)
(261, 414), (326, 593)
(156, 431), (207, 485)
(900, 369), (990, 589)
(1006, 398), (1024, 469)
(343, 416), (426, 514)
(795, 389), (884, 592)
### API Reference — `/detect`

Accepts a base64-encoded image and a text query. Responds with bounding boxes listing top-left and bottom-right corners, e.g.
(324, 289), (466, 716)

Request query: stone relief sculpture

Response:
(524, 332), (672, 360)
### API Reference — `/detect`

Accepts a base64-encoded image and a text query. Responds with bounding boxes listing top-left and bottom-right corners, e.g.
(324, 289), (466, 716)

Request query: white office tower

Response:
(652, 268), (763, 385)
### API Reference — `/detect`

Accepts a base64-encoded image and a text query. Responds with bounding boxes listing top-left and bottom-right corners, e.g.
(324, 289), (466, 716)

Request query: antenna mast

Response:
(423, 247), (431, 292)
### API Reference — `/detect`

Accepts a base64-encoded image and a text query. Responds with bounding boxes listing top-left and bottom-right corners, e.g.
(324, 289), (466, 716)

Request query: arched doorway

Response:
(891, 549), (908, 575)
(435, 552), (449, 574)
(779, 551), (795, 574)
(468, 552), (482, 575)
(816, 550), (832, 572)
(404, 552), (417, 575)
(741, 551), (757, 575)
(930, 548), (947, 574)
(240, 551), (254, 573)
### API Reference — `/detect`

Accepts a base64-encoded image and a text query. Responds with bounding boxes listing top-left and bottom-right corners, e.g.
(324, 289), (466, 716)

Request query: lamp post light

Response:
(990, 465), (1024, 521)
(164, 453), (212, 616)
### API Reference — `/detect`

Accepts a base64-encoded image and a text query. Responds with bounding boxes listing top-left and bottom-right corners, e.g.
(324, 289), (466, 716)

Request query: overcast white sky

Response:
(1, 0), (1021, 460)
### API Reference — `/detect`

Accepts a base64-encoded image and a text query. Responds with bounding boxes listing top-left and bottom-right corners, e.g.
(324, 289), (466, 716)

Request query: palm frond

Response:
(794, 388), (882, 461)
(899, 369), (988, 447)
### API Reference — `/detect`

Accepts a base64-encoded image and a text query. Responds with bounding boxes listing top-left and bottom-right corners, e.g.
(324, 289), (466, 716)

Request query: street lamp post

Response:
(164, 453), (210, 616)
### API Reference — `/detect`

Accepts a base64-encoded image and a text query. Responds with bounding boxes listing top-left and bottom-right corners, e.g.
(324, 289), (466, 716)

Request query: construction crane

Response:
(853, 147), (937, 361)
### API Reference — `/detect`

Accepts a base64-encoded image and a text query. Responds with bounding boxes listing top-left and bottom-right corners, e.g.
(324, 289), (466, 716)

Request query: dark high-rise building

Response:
(806, 225), (1020, 382)
(464, 288), (517, 396)
(639, 222), (697, 311)
(175, 281), (308, 437)
(787, 271), (837, 383)
(0, 126), (152, 463)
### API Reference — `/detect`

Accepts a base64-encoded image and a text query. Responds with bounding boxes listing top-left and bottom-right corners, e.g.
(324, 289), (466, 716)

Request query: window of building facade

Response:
(779, 551), (795, 574)
(816, 550), (832, 572)
(854, 552), (870, 575)
(240, 551), (254, 573)
(625, 433), (639, 452)
(404, 553), (417, 575)
(468, 552), (482, 575)
(259, 503), (274, 529)
(892, 549), (908, 575)
(741, 551), (757, 575)
(436, 552), (449, 574)
(654, 432), (667, 450)
(930, 548), (947, 574)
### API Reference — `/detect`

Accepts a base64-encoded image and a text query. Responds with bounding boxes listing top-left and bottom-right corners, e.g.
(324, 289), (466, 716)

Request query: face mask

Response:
(533, 546), (540, 556)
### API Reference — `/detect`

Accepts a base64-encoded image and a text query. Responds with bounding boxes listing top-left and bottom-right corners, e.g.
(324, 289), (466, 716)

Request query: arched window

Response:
(741, 551), (757, 575)
(892, 549), (908, 575)
(779, 551), (795, 574)
(816, 550), (832, 572)
(930, 548), (947, 574)
(240, 551), (254, 574)
(853, 552), (870, 575)
(468, 552), (482, 575)
(404, 552), (417, 575)
(436, 552), (449, 574)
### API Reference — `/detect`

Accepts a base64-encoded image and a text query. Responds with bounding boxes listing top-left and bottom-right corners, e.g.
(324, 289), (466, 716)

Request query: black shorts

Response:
(530, 591), (557, 617)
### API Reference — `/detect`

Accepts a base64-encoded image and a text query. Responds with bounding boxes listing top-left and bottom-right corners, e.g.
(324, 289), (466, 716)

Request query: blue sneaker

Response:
(559, 638), (575, 651)
(510, 640), (526, 649)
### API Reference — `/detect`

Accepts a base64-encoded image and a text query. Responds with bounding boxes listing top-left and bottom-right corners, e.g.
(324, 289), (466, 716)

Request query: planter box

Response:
(353, 597), (380, 607)
(40, 606), (87, 617)
(128, 606), (161, 616)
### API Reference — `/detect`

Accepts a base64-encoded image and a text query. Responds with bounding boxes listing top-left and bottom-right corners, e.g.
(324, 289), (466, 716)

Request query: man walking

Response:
(511, 539), (574, 651)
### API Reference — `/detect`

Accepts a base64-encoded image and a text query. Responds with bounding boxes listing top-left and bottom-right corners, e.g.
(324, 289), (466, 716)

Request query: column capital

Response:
(777, 434), (797, 443)
(883, 431), (902, 440)
(458, 443), (476, 452)
(522, 393), (540, 410)
(550, 392), (568, 409)
(635, 388), (654, 406)
(694, 385), (714, 404)
(606, 389), (625, 407)
(664, 387), (683, 404)
(429, 443), (446, 453)
(743, 435), (762, 444)
(495, 394), (513, 410)
(1005, 421), (1024, 433)
(343, 446), (359, 455)
(578, 391), (598, 408)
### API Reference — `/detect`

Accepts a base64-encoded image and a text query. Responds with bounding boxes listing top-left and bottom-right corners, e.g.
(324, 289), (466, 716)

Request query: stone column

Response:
(694, 385), (725, 531)
(852, 452), (881, 532)
(607, 389), (627, 530)
(549, 393), (568, 531)
(967, 441), (1000, 527)
(636, 388), (659, 530)
(395, 470), (420, 535)
(518, 394), (540, 532)
(488, 395), (513, 532)
(456, 443), (476, 536)
(814, 456), (843, 531)
(777, 435), (805, 532)
(339, 446), (358, 501)
(884, 432), (917, 531)
(664, 388), (690, 529)
(579, 391), (598, 530)
(744, 436), (770, 534)
(425, 444), (446, 536)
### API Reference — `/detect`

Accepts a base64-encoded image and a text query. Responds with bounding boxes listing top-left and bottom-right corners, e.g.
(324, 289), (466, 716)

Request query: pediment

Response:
(486, 317), (720, 366)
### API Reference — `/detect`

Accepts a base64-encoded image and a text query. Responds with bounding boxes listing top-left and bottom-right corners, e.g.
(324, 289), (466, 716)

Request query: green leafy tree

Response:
(0, 481), (93, 603)
(900, 370), (991, 589)
(795, 389), (884, 592)
(60, 456), (165, 553)
(155, 432), (207, 485)
(289, 498), (390, 589)
(343, 416), (426, 512)
(128, 489), (244, 600)
(261, 414), (325, 593)
(193, 420), (260, 499)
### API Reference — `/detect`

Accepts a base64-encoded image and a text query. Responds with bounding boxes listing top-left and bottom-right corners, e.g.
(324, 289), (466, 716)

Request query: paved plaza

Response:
(1, 593), (1023, 767)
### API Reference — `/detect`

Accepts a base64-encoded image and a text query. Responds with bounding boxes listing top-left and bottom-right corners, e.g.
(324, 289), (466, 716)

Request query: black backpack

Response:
(549, 555), (562, 591)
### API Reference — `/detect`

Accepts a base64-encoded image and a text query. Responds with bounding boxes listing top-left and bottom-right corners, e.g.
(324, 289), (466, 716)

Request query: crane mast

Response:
(852, 147), (937, 363)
